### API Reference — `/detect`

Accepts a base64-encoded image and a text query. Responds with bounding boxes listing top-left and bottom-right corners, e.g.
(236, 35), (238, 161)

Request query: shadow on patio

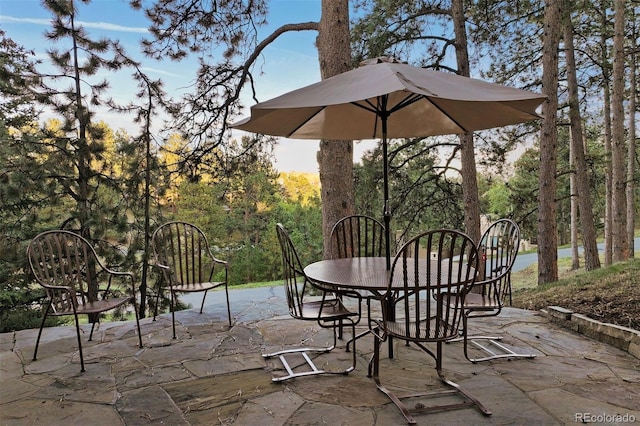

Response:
(1, 286), (639, 425)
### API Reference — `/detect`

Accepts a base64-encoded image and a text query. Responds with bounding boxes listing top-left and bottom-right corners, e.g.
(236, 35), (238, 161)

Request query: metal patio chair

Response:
(151, 221), (231, 339)
(330, 214), (386, 349)
(27, 230), (143, 372)
(262, 224), (360, 382)
(370, 229), (491, 424)
(456, 218), (536, 362)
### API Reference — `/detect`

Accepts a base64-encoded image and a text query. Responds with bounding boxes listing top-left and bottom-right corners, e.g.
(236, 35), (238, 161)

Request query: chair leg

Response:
(33, 309), (87, 373)
(371, 329), (417, 424)
(372, 338), (492, 424)
(132, 297), (143, 348)
(433, 342), (491, 416)
(89, 319), (98, 341)
(170, 290), (177, 339)
(199, 290), (208, 314)
(346, 298), (372, 352)
(224, 285), (232, 328)
(32, 303), (51, 362)
(73, 310), (86, 373)
(368, 326), (383, 378)
(262, 320), (356, 382)
(152, 282), (162, 322)
(461, 315), (536, 363)
(346, 327), (373, 352)
(336, 292), (345, 339)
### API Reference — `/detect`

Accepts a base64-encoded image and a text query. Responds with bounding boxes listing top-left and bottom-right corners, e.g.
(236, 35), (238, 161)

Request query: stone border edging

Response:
(541, 306), (640, 359)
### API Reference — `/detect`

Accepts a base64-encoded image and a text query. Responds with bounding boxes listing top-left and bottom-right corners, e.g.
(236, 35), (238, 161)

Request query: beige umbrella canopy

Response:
(232, 57), (547, 267)
(233, 57), (546, 139)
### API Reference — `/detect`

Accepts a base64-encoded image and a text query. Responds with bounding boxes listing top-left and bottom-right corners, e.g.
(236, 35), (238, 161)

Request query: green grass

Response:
(510, 257), (640, 329)
(230, 280), (281, 289)
(512, 249), (640, 291)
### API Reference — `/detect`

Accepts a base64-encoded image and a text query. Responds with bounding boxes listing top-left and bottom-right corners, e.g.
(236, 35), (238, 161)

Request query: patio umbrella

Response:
(232, 57), (547, 268)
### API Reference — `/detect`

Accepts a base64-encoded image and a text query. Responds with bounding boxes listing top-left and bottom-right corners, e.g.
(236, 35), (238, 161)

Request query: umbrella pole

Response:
(381, 111), (395, 359)
(382, 116), (391, 271)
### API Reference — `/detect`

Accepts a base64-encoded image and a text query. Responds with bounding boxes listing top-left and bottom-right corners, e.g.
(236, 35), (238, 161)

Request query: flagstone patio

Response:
(1, 287), (639, 425)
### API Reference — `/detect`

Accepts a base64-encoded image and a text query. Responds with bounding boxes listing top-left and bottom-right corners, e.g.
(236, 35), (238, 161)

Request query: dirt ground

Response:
(511, 275), (640, 331)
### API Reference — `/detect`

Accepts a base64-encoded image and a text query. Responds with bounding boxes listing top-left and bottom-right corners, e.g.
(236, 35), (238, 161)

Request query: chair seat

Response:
(301, 299), (357, 321)
(170, 281), (226, 292)
(463, 293), (500, 310)
(51, 297), (132, 316)
(384, 317), (458, 341)
(340, 288), (384, 300)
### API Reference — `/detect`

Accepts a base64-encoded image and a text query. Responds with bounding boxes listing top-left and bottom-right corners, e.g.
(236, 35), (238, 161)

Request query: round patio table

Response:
(304, 256), (474, 358)
(304, 256), (470, 293)
(304, 257), (392, 295)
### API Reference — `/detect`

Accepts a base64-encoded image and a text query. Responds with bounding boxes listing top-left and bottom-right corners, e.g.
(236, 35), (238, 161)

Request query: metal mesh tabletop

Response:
(304, 257), (473, 294)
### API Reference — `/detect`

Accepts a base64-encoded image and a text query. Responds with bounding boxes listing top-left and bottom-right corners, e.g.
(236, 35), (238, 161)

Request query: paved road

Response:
(512, 236), (639, 272)
(183, 237), (639, 307)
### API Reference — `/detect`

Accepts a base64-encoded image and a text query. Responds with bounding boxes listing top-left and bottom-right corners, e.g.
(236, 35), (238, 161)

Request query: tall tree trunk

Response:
(70, 3), (98, 311)
(70, 4), (90, 239)
(600, 2), (613, 266)
(452, 0), (481, 244)
(626, 25), (637, 258)
(611, 0), (628, 261)
(563, 10), (601, 271)
(570, 131), (580, 270)
(140, 106), (153, 319)
(317, 0), (354, 258)
(538, 0), (561, 285)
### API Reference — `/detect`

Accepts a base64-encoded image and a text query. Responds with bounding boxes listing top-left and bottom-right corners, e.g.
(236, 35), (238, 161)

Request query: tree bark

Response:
(317, 0), (354, 258)
(626, 24), (637, 258)
(600, 2), (613, 266)
(563, 10), (601, 271)
(611, 0), (628, 261)
(452, 0), (481, 244)
(538, 0), (561, 285)
(569, 130), (580, 270)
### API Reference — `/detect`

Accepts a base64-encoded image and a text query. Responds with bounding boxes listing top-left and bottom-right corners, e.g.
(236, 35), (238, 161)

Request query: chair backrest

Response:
(27, 230), (107, 309)
(330, 215), (385, 259)
(151, 221), (216, 288)
(275, 223), (310, 320)
(386, 229), (478, 342)
(477, 219), (521, 303)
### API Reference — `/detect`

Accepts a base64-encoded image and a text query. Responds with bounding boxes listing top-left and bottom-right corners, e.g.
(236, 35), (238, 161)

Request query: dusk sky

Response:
(1, 0), (377, 173)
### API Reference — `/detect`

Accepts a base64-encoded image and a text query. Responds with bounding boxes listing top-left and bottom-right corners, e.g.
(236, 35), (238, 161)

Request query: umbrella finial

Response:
(359, 57), (407, 67)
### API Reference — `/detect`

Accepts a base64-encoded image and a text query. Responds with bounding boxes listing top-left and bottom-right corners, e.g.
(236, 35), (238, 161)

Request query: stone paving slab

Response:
(2, 399), (124, 426)
(116, 385), (188, 425)
(1, 289), (639, 425)
(163, 369), (276, 423)
(232, 390), (305, 426)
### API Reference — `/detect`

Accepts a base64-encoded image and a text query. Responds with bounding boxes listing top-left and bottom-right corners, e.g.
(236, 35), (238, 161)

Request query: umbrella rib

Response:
(388, 93), (423, 114)
(425, 97), (470, 133)
(352, 100), (380, 115)
(352, 100), (384, 139)
(285, 106), (327, 137)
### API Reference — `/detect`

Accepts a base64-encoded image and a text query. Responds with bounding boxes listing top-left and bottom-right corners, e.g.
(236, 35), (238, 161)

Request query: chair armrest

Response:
(107, 269), (134, 278)
(150, 262), (170, 271)
(101, 269), (137, 299)
(212, 257), (228, 268)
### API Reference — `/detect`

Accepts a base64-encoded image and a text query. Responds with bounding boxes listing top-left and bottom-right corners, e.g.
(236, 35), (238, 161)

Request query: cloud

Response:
(141, 67), (183, 78)
(1, 16), (148, 34)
